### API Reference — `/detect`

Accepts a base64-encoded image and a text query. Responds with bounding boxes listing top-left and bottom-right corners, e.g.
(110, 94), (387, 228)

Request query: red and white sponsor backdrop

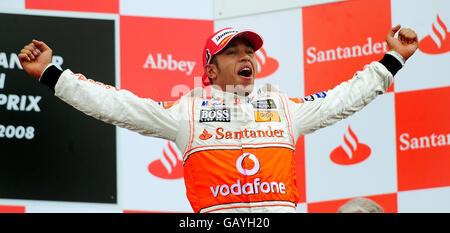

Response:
(300, 0), (450, 213)
(218, 0), (450, 213)
(119, 15), (212, 213)
(0, 0), (449, 213)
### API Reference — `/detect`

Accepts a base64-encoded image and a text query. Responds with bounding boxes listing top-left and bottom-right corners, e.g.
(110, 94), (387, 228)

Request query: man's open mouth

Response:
(237, 66), (253, 78)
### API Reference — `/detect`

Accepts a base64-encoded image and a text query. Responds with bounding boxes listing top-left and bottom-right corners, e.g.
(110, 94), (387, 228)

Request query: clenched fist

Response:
(386, 25), (419, 61)
(19, 40), (53, 79)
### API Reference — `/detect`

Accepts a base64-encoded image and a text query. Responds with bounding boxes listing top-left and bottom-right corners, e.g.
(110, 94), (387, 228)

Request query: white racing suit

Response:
(39, 51), (404, 213)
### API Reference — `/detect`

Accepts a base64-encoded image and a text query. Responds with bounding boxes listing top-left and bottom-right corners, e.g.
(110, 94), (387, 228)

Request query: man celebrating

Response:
(18, 25), (418, 213)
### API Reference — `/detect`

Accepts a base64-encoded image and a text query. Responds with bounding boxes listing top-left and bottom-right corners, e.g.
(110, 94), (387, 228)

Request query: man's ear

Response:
(205, 64), (218, 82)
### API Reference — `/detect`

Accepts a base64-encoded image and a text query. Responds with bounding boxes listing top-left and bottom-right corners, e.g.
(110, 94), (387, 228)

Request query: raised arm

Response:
(288, 25), (418, 138)
(19, 40), (180, 141)
(386, 25), (419, 62)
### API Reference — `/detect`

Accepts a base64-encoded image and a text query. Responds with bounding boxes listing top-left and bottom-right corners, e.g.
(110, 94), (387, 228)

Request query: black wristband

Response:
(379, 53), (403, 76)
(39, 65), (62, 92)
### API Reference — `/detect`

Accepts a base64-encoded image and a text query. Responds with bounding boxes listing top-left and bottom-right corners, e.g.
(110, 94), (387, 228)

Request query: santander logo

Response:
(330, 125), (371, 165)
(199, 129), (213, 140)
(420, 14), (450, 54)
(148, 141), (183, 179)
(255, 47), (279, 78)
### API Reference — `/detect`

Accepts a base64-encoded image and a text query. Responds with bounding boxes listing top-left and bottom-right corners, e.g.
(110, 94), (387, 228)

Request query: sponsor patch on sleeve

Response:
(302, 91), (327, 102)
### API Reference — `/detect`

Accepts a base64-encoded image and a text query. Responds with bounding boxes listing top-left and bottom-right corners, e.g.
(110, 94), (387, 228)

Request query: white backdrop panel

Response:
(117, 128), (192, 212)
(120, 0), (213, 19)
(398, 186), (450, 213)
(391, 0), (450, 92)
(305, 93), (397, 203)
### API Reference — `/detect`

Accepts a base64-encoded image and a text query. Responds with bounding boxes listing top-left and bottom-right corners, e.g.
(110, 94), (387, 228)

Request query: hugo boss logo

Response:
(199, 108), (230, 122)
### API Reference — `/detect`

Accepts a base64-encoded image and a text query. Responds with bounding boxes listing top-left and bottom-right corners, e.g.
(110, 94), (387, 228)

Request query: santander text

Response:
(215, 126), (284, 140)
(399, 133), (449, 151)
(306, 37), (388, 64)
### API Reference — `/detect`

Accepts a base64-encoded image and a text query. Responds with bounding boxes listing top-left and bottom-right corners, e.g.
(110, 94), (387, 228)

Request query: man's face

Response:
(209, 38), (258, 95)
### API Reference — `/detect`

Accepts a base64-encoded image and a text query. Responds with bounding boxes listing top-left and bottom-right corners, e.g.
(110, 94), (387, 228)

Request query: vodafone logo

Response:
(148, 141), (184, 180)
(330, 125), (371, 165)
(142, 53), (196, 75)
(210, 153), (287, 198)
(419, 14), (450, 54)
(236, 153), (260, 176)
(255, 47), (279, 78)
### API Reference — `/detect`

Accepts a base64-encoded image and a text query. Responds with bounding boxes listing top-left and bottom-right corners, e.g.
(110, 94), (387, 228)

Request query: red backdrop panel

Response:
(120, 16), (213, 101)
(25, 0), (119, 14)
(302, 0), (393, 96)
(396, 86), (450, 191)
(0, 205), (26, 213)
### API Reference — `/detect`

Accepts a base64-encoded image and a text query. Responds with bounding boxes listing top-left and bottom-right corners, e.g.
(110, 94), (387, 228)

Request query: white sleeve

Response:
(288, 61), (394, 139)
(54, 69), (179, 141)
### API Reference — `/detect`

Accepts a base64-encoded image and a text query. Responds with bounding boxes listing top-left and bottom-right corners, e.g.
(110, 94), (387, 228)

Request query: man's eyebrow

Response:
(224, 41), (253, 50)
(224, 43), (238, 49)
